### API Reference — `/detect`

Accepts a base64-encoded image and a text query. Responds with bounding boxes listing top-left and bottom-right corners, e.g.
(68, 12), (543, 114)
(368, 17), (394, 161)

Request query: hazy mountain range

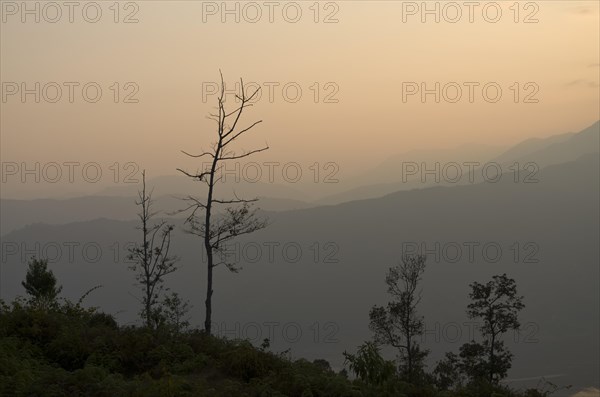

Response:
(1, 121), (598, 396)
(2, 121), (598, 235)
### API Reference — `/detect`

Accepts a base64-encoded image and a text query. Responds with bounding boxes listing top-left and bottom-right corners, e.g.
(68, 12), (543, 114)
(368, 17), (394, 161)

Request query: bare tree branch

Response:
(220, 145), (269, 160)
(128, 171), (180, 329)
(177, 71), (269, 335)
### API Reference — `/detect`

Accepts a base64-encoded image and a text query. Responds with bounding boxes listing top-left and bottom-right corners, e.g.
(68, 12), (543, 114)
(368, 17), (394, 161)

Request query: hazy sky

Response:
(1, 1), (599, 181)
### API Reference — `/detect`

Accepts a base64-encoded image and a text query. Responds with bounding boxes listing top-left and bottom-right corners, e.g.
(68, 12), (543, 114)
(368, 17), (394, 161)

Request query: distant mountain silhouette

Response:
(96, 174), (313, 201)
(2, 152), (597, 394)
(492, 120), (599, 167)
(316, 121), (600, 205)
(0, 192), (311, 236)
(3, 122), (598, 235)
(347, 143), (506, 186)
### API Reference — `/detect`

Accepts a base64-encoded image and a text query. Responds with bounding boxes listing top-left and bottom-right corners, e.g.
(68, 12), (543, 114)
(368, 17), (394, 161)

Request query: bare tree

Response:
(369, 254), (428, 383)
(177, 72), (269, 334)
(128, 170), (179, 329)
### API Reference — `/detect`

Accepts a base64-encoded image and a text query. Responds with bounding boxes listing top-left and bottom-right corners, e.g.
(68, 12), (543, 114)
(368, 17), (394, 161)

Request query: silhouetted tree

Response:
(457, 340), (489, 382)
(128, 171), (179, 329)
(159, 292), (191, 334)
(177, 71), (269, 334)
(312, 359), (333, 373)
(433, 351), (463, 390)
(21, 257), (62, 309)
(343, 341), (396, 385)
(368, 254), (428, 383)
(466, 273), (525, 384)
(434, 340), (498, 389)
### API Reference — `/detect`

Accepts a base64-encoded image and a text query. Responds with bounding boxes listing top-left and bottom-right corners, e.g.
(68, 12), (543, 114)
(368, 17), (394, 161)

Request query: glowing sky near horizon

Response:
(1, 1), (598, 178)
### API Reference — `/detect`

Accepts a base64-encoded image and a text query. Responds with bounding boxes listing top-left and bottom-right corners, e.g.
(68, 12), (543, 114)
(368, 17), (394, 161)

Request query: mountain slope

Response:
(0, 194), (311, 236)
(492, 120), (599, 167)
(2, 153), (598, 395)
(316, 121), (599, 205)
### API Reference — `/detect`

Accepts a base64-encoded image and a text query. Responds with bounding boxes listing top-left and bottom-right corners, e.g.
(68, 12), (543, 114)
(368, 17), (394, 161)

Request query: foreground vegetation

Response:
(0, 299), (557, 397)
(0, 259), (562, 397)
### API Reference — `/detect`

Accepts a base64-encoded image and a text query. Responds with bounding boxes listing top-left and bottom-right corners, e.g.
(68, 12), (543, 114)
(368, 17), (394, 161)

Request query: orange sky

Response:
(1, 1), (599, 181)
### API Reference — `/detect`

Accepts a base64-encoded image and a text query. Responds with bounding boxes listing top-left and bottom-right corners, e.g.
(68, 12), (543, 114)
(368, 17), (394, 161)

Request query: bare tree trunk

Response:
(203, 189), (214, 334)
(146, 283), (152, 328)
(489, 332), (496, 383)
(204, 249), (213, 333)
(407, 335), (413, 382)
(141, 173), (151, 328)
(406, 309), (414, 383)
(203, 143), (220, 334)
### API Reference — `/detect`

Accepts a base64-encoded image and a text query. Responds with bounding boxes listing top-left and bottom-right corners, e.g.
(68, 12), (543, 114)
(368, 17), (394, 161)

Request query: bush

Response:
(0, 294), (558, 397)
